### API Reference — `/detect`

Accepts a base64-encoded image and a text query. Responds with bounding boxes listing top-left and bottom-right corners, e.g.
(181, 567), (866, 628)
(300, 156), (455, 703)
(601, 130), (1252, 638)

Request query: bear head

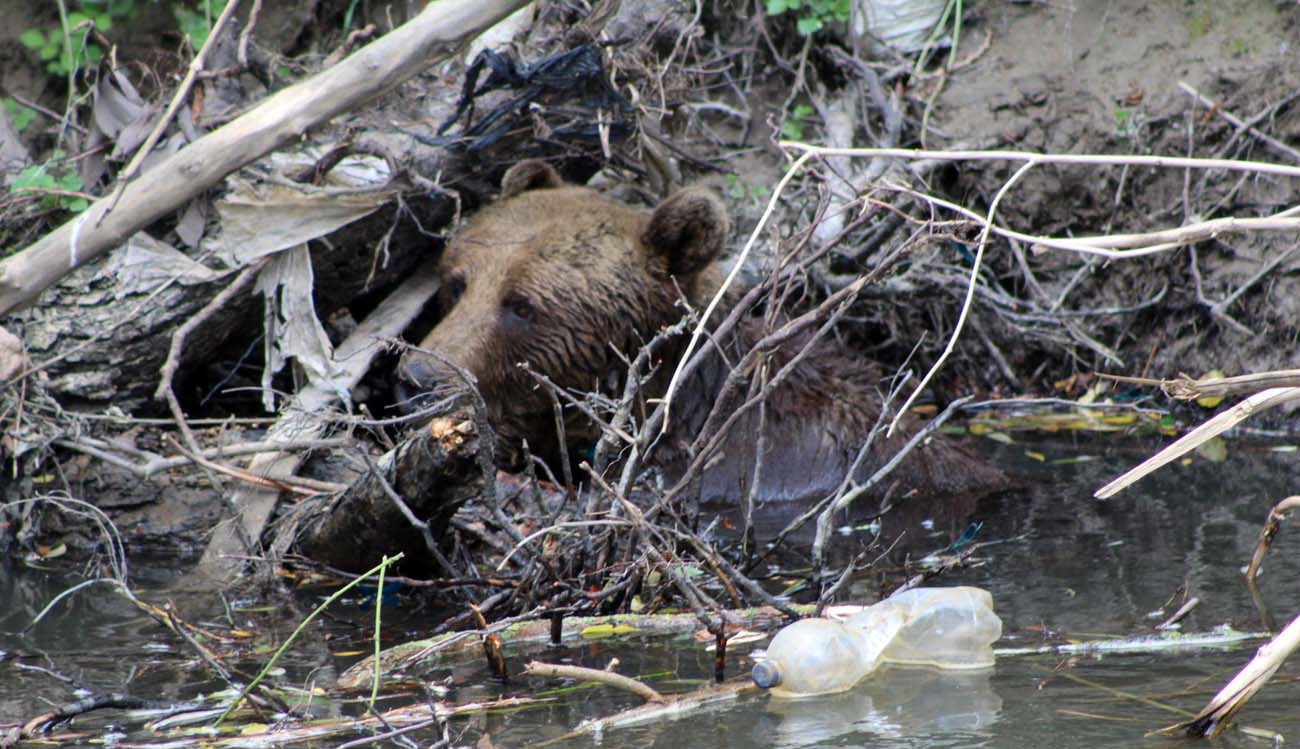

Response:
(396, 160), (730, 465)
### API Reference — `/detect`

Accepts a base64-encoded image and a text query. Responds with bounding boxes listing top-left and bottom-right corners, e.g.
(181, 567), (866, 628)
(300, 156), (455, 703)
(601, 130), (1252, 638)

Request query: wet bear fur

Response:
(397, 160), (1007, 503)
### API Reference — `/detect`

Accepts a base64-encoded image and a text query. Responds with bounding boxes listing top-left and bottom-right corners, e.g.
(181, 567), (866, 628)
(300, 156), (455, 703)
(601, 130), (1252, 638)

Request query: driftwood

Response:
(293, 412), (488, 573)
(337, 604), (803, 690)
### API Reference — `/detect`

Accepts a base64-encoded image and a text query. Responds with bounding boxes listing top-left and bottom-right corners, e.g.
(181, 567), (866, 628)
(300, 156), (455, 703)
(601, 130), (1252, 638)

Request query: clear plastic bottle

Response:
(752, 587), (1001, 698)
(751, 607), (907, 697)
(864, 587), (1001, 670)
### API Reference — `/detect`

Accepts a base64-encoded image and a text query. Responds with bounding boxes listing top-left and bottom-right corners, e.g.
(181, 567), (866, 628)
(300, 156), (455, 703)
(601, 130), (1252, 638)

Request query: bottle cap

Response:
(751, 659), (781, 689)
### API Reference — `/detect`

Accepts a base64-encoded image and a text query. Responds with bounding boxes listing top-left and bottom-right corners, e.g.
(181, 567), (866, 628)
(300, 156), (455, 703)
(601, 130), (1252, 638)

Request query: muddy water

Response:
(5, 436), (1300, 747)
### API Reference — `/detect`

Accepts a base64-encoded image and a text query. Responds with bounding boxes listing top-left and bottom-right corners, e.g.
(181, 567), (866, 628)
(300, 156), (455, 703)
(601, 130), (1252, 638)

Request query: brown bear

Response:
(396, 160), (1006, 503)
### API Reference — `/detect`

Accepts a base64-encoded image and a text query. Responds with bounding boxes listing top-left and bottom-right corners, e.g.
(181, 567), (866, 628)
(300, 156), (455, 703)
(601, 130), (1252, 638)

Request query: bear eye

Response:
(441, 276), (466, 310)
(503, 292), (536, 323)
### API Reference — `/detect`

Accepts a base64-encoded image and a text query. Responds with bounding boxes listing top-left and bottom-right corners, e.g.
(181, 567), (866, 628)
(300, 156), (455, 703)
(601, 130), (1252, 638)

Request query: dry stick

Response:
(659, 272), (873, 511)
(1179, 81), (1300, 164)
(759, 372), (908, 566)
(0, 0), (530, 316)
(1158, 498), (1300, 739)
(526, 681), (754, 749)
(661, 150), (814, 431)
(1243, 495), (1300, 632)
(164, 435), (340, 494)
(810, 395), (973, 569)
(781, 142), (1300, 182)
(651, 204), (893, 467)
(802, 147), (1300, 256)
(51, 437), (348, 476)
(53, 439), (345, 491)
(104, 0), (244, 216)
(884, 159), (1035, 435)
(238, 0), (262, 68)
(586, 469), (731, 635)
(1094, 387), (1300, 499)
(1101, 369), (1300, 402)
(524, 661), (666, 704)
(155, 260), (269, 530)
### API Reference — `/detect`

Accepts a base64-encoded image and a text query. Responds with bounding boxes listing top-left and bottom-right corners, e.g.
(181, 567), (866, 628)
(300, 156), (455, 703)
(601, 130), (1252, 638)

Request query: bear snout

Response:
(396, 352), (439, 390)
(393, 353), (443, 413)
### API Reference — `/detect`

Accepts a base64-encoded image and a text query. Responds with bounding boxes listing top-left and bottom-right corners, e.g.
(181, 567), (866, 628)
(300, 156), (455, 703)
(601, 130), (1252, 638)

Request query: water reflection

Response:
(757, 667), (1001, 748)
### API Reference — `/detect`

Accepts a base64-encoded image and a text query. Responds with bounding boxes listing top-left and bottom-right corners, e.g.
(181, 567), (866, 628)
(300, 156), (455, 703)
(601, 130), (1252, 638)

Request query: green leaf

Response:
(68, 11), (90, 27)
(66, 198), (90, 213)
(796, 15), (823, 34)
(95, 14), (112, 30)
(13, 167), (56, 191)
(19, 28), (46, 49)
(4, 99), (37, 133)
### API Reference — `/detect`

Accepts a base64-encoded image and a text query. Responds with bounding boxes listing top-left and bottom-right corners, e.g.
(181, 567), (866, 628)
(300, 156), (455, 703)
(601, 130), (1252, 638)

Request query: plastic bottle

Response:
(751, 607), (907, 697)
(752, 586), (1001, 698)
(864, 587), (1001, 670)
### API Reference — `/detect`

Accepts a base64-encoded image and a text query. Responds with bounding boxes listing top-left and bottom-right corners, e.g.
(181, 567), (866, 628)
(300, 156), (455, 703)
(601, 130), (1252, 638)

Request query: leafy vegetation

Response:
(781, 103), (815, 140)
(174, 0), (230, 51)
(3, 99), (37, 134)
(764, 0), (850, 36)
(11, 151), (89, 214)
(725, 174), (771, 205)
(19, 0), (135, 77)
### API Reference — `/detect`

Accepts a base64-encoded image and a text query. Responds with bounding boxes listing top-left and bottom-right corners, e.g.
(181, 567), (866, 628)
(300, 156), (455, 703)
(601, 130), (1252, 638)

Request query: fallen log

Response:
(292, 413), (489, 573)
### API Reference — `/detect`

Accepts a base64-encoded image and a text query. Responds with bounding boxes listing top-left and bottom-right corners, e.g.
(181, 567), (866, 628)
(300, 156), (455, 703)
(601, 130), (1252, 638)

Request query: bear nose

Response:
(396, 353), (439, 389)
(394, 354), (441, 414)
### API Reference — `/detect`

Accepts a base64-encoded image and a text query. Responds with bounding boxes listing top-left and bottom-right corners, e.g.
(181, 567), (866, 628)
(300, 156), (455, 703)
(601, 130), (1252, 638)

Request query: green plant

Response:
(174, 0), (229, 51)
(3, 99), (37, 133)
(19, 0), (135, 77)
(725, 174), (771, 205)
(10, 151), (89, 213)
(1113, 108), (1139, 138)
(765, 0), (850, 35)
(781, 103), (815, 140)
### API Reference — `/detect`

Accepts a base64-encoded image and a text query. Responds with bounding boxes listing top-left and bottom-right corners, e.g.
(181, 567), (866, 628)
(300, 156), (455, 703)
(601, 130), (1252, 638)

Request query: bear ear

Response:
(500, 159), (565, 198)
(641, 188), (729, 277)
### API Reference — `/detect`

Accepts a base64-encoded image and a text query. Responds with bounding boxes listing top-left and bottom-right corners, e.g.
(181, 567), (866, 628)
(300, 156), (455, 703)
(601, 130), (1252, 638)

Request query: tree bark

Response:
(293, 414), (488, 573)
(16, 197), (446, 413)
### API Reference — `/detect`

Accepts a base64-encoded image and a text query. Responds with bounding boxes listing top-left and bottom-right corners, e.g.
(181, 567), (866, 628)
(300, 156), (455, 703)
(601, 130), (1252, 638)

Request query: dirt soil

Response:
(932, 0), (1300, 380)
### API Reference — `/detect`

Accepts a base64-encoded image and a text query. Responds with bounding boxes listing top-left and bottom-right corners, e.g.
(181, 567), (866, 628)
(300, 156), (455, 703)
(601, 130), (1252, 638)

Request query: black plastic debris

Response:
(414, 45), (633, 154)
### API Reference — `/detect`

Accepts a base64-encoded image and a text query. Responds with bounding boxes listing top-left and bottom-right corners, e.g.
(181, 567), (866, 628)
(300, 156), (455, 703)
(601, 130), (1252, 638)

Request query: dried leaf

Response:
(1196, 369), (1226, 409)
(215, 180), (392, 265)
(175, 198), (208, 248)
(109, 232), (225, 295)
(92, 69), (146, 138)
(256, 244), (344, 412)
(109, 103), (162, 161)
